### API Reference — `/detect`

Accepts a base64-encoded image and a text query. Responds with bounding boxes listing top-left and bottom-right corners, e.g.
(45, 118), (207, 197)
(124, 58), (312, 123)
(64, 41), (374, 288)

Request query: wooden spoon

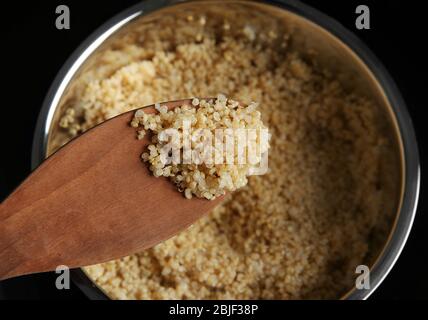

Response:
(0, 99), (223, 281)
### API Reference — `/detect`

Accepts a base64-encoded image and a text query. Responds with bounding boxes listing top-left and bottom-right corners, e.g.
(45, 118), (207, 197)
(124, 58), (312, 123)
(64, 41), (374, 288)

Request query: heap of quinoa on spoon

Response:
(131, 95), (270, 200)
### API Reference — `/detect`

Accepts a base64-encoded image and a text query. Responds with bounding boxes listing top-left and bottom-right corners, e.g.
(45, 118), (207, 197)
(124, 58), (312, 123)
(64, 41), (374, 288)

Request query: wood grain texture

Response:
(0, 99), (223, 280)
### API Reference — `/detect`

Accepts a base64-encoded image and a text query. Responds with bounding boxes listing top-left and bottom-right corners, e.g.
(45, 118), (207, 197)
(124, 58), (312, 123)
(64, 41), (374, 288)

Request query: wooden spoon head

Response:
(0, 99), (224, 280)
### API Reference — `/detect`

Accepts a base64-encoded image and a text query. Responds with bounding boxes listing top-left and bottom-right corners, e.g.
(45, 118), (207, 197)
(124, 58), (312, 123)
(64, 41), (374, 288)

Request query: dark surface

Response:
(0, 0), (426, 299)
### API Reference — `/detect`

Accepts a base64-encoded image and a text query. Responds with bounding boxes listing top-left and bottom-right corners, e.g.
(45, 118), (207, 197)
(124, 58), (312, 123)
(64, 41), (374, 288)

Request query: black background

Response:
(0, 0), (426, 299)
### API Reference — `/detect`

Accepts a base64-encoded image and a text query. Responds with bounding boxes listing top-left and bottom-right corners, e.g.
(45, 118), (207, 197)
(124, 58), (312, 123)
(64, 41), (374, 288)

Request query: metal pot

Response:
(31, 0), (420, 300)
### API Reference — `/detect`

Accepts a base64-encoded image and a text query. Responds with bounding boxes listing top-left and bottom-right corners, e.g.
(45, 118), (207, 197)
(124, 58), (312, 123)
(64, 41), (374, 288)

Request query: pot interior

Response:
(43, 0), (403, 299)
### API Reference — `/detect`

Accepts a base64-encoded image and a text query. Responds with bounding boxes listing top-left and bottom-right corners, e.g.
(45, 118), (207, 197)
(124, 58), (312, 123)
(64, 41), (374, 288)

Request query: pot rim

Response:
(31, 0), (420, 300)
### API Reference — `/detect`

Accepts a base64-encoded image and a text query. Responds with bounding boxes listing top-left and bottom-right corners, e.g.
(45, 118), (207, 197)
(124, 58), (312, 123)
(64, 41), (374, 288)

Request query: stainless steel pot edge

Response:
(31, 0), (171, 301)
(31, 0), (420, 300)
(31, 0), (173, 168)
(272, 0), (420, 300)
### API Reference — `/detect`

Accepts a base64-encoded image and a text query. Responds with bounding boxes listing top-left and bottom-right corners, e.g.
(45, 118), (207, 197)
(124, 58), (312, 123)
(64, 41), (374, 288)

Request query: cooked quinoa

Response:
(131, 95), (269, 200)
(54, 9), (396, 299)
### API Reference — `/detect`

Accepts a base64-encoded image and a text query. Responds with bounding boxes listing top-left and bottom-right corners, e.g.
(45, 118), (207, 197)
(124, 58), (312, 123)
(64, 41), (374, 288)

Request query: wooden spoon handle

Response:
(0, 99), (221, 281)
(0, 111), (137, 280)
